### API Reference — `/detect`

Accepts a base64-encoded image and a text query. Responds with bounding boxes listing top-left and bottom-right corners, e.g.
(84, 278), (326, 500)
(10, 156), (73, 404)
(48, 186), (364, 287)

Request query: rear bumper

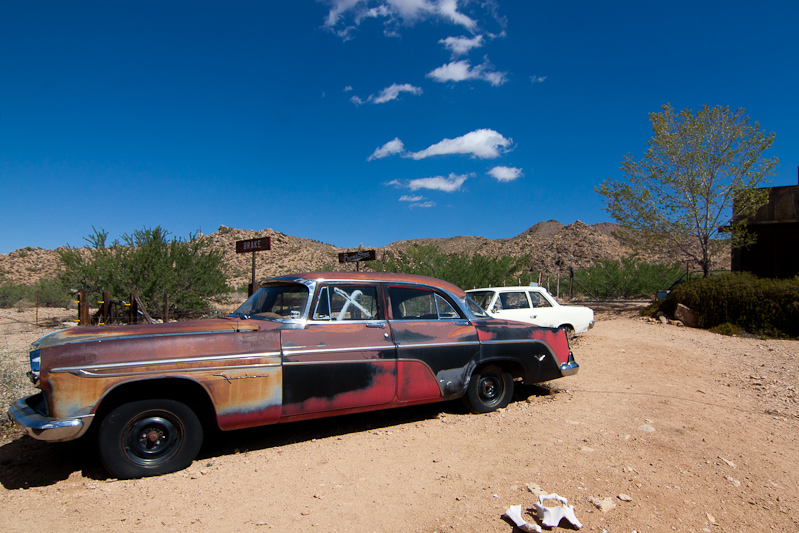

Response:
(559, 352), (579, 376)
(7, 393), (93, 442)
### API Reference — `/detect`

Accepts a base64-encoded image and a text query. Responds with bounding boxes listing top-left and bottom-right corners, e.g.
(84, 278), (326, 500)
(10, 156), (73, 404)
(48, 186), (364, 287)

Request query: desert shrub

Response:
(649, 272), (799, 337)
(372, 245), (528, 290)
(710, 322), (744, 336)
(0, 278), (73, 309)
(0, 282), (29, 308)
(575, 258), (684, 299)
(57, 226), (230, 316)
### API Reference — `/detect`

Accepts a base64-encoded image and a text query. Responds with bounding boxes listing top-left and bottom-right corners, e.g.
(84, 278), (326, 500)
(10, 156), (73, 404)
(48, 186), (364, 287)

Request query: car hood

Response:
(35, 317), (275, 349)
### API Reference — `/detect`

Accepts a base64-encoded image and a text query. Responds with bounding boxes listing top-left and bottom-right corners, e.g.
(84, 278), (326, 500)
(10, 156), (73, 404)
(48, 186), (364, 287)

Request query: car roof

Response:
(265, 272), (468, 298)
(467, 286), (547, 293)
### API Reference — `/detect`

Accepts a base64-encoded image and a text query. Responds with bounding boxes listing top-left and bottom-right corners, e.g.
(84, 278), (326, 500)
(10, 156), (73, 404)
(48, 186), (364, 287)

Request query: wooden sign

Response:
(338, 250), (376, 263)
(236, 237), (271, 254)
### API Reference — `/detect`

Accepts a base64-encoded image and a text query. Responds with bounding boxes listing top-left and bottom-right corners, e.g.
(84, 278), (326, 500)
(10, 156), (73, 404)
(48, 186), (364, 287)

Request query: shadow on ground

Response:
(0, 385), (561, 489)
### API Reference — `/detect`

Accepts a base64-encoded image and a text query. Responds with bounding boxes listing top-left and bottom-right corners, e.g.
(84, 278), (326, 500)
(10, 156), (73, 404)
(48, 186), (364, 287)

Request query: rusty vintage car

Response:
(8, 272), (578, 478)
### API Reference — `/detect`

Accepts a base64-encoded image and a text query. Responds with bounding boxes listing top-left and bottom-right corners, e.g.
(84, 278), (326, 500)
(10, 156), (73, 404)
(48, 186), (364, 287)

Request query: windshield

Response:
(231, 283), (309, 320)
(467, 291), (494, 312)
(464, 295), (489, 317)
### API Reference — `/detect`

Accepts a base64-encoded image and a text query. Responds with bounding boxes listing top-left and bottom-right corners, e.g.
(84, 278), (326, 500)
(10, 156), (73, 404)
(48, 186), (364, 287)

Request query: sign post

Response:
(235, 237), (272, 296)
(338, 249), (376, 271)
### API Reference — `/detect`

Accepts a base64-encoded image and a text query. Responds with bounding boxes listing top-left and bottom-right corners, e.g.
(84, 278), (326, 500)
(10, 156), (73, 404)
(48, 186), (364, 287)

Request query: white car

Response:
(467, 285), (594, 334)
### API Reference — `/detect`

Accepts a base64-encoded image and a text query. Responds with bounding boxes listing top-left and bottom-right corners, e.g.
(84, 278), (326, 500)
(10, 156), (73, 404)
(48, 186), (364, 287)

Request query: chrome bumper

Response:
(559, 352), (579, 376)
(7, 394), (93, 442)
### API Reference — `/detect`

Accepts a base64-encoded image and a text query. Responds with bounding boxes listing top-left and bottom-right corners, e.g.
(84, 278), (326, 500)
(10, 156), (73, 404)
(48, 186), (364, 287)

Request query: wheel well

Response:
(93, 378), (217, 430)
(476, 360), (525, 381)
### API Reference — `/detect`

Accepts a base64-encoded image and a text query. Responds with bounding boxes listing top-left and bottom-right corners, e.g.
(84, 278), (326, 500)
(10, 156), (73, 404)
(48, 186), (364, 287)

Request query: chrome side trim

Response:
(282, 345), (393, 355)
(283, 359), (393, 366)
(7, 396), (93, 442)
(51, 351), (281, 373)
(395, 341), (481, 350)
(70, 362), (281, 378)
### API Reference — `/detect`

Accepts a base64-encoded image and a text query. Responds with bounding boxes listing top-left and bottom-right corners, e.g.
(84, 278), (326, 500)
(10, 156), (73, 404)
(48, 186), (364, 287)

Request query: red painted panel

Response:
(218, 405), (282, 431)
(397, 360), (441, 402)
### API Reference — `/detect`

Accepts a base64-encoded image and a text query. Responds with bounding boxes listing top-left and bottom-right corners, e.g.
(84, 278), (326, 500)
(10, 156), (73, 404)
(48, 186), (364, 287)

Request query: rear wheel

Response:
(559, 324), (575, 340)
(463, 365), (514, 413)
(98, 399), (203, 479)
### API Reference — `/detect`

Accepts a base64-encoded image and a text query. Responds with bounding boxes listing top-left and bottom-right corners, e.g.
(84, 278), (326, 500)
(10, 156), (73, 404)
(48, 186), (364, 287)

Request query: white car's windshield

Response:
(464, 295), (489, 317)
(467, 291), (494, 312)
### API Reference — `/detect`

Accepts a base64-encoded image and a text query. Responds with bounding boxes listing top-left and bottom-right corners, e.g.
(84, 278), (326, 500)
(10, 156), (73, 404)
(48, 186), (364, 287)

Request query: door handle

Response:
(366, 322), (386, 328)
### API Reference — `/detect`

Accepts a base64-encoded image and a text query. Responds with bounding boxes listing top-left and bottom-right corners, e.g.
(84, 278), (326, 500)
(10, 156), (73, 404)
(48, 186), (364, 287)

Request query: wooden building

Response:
(732, 184), (799, 278)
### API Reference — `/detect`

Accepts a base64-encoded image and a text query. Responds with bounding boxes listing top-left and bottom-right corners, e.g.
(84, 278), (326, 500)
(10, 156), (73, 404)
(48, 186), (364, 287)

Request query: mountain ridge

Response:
(0, 220), (721, 289)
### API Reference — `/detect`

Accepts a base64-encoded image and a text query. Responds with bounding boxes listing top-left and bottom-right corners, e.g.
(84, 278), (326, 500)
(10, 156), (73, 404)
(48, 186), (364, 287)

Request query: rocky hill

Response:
(0, 221), (725, 289)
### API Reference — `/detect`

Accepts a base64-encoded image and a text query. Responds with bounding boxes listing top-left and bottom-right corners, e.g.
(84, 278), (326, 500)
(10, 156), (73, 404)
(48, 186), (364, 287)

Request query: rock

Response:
(675, 303), (698, 327)
(589, 496), (616, 512)
(638, 424), (656, 433)
(659, 316), (669, 324)
(526, 483), (546, 498)
(617, 493), (633, 502)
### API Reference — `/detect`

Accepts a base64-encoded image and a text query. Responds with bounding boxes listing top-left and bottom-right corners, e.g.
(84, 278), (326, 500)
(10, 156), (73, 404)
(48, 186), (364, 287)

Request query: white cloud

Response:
(368, 138), (406, 160)
(409, 129), (512, 160)
(408, 173), (469, 192)
(409, 200), (436, 208)
(439, 35), (484, 56)
(353, 83), (422, 105)
(344, 86), (353, 92)
(399, 194), (425, 202)
(426, 58), (507, 86)
(323, 0), (477, 37)
(487, 166), (523, 182)
(530, 75), (548, 84)
(324, 0), (363, 27)
(437, 0), (476, 30)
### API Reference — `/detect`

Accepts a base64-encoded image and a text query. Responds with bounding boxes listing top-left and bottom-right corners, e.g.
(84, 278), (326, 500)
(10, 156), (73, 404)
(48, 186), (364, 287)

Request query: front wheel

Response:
(462, 365), (514, 413)
(98, 399), (203, 479)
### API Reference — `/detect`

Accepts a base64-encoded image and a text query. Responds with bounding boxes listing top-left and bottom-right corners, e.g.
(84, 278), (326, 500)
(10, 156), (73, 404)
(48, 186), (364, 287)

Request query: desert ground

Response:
(0, 303), (797, 532)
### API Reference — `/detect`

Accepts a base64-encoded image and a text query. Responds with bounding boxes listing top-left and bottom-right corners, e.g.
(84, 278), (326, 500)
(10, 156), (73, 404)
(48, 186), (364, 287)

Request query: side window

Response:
(312, 287), (331, 319)
(388, 287), (461, 320)
(313, 285), (378, 321)
(499, 291), (530, 310)
(435, 294), (460, 319)
(529, 292), (552, 308)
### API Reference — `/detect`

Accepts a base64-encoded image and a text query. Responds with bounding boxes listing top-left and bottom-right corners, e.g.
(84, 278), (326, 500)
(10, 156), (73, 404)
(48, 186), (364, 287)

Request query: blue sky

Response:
(1, 1), (797, 254)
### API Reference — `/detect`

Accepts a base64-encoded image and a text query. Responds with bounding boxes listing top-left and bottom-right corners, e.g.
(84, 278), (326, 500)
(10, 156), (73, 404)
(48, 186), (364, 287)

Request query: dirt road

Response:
(1, 305), (797, 532)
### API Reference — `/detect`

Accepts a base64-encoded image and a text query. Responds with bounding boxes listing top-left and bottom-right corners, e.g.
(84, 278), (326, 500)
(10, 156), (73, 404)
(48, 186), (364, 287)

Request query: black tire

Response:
(462, 365), (514, 413)
(98, 399), (203, 479)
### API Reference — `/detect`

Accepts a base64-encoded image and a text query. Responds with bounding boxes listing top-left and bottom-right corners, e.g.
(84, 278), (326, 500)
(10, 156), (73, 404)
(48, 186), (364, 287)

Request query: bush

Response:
(575, 258), (684, 299)
(0, 278), (71, 309)
(647, 272), (799, 338)
(57, 226), (230, 316)
(372, 245), (528, 290)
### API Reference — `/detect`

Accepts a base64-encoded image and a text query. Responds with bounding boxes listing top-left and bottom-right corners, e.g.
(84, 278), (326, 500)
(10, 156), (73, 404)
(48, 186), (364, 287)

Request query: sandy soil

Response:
(0, 304), (797, 532)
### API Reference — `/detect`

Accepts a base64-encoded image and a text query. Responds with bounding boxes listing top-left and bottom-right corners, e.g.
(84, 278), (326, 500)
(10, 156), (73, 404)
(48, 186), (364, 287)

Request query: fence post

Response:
(569, 268), (574, 299)
(163, 293), (169, 323)
(130, 292), (139, 324)
(77, 289), (89, 326)
(101, 290), (111, 325)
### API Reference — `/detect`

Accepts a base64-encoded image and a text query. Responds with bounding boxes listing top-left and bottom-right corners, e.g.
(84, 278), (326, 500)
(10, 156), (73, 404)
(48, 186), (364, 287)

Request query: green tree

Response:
(575, 258), (684, 299)
(373, 244), (528, 289)
(597, 104), (778, 277)
(58, 226), (229, 315)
